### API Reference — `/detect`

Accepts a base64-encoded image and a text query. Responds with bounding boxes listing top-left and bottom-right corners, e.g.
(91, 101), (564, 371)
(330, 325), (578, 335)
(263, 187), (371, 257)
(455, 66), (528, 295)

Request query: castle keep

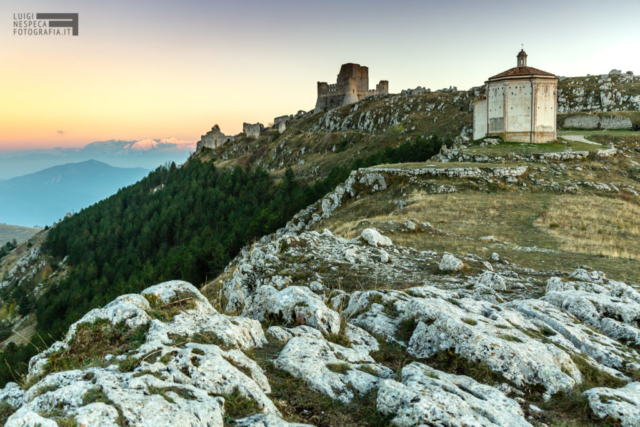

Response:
(473, 50), (558, 143)
(315, 63), (389, 113)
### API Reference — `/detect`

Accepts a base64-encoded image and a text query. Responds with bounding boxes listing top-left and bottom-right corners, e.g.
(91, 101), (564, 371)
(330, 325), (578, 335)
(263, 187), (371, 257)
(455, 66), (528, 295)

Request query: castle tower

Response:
(314, 63), (389, 113)
(343, 78), (360, 106)
(517, 49), (528, 67)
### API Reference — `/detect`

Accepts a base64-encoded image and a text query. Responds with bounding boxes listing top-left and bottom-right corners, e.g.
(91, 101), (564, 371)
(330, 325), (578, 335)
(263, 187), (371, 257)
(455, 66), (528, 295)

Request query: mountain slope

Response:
(0, 160), (149, 227)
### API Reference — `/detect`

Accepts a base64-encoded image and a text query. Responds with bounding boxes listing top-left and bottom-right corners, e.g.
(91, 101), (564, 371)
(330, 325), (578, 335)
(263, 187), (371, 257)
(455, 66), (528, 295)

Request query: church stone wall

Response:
(505, 82), (533, 134)
(534, 82), (556, 134)
(473, 99), (487, 140)
(487, 82), (505, 134)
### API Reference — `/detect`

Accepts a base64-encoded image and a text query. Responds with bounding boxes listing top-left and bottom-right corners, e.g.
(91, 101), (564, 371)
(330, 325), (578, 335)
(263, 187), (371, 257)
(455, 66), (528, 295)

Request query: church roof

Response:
(489, 66), (555, 80)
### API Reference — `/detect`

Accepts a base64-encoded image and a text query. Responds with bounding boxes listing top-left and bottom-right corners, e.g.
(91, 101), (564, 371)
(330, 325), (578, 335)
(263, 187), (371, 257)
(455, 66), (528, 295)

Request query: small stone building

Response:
(473, 50), (558, 143)
(243, 123), (264, 138)
(197, 125), (234, 151)
(315, 63), (389, 113)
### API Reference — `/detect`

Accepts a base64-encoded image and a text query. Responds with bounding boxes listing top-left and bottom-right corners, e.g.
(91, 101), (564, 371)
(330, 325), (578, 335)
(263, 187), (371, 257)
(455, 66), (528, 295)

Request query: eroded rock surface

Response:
(377, 362), (532, 426)
(3, 199), (640, 427)
(584, 382), (640, 427)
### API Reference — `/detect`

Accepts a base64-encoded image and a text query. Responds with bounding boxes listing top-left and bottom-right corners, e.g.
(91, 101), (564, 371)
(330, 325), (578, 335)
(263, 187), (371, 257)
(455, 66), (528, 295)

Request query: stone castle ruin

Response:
(243, 122), (264, 138)
(196, 125), (235, 151)
(473, 50), (558, 143)
(314, 63), (389, 113)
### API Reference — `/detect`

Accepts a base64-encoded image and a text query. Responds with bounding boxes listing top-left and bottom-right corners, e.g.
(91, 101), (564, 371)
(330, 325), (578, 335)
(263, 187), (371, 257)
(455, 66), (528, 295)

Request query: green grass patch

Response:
(145, 291), (198, 322)
(426, 349), (512, 387)
(247, 338), (395, 426)
(222, 388), (260, 421)
(82, 387), (126, 426)
(326, 318), (352, 348)
(326, 363), (351, 374)
(0, 402), (16, 426)
(149, 386), (197, 404)
(42, 319), (149, 380)
(396, 318), (418, 343)
(498, 334), (524, 343)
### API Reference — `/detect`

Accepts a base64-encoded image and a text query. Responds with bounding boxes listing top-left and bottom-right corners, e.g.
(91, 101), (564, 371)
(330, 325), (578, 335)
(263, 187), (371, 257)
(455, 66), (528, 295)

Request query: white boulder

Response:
(361, 228), (392, 247)
(584, 382), (640, 427)
(439, 254), (465, 272)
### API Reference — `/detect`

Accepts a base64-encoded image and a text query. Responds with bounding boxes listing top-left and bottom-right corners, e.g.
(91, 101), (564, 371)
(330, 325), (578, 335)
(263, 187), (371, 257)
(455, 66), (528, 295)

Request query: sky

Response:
(1, 0), (639, 151)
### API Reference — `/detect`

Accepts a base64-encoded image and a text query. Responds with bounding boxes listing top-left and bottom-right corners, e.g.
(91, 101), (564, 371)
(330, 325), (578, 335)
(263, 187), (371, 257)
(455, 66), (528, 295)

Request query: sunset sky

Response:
(1, 0), (639, 151)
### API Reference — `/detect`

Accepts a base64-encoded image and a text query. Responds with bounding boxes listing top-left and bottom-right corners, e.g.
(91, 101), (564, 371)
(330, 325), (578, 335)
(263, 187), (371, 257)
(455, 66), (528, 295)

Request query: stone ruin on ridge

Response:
(314, 63), (389, 113)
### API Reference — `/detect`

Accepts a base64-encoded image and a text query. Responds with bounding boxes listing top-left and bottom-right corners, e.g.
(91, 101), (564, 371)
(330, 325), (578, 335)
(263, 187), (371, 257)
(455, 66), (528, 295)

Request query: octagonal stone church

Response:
(473, 50), (558, 143)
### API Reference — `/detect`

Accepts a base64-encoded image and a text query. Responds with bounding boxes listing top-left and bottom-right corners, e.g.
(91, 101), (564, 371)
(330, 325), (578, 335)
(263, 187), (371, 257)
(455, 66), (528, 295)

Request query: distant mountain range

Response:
(0, 160), (149, 227)
(0, 138), (195, 180)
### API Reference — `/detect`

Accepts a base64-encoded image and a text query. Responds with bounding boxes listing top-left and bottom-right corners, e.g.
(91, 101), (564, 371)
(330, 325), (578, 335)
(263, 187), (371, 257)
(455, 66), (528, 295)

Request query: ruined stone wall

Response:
(197, 125), (234, 151)
(315, 64), (389, 113)
(243, 122), (264, 138)
(564, 114), (632, 130)
(376, 81), (389, 95)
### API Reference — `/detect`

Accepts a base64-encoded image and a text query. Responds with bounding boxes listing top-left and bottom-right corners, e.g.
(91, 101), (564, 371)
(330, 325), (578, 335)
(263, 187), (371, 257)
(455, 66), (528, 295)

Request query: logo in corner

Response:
(13, 13), (79, 36)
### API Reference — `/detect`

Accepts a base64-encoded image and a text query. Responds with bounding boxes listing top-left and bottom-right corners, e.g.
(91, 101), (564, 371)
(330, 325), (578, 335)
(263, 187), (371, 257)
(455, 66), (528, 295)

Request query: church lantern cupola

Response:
(517, 49), (528, 67)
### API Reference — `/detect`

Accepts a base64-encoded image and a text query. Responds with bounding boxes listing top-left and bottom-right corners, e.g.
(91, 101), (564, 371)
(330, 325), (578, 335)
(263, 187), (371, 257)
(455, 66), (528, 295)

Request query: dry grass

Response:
(331, 191), (548, 244)
(317, 187), (640, 283)
(535, 195), (640, 260)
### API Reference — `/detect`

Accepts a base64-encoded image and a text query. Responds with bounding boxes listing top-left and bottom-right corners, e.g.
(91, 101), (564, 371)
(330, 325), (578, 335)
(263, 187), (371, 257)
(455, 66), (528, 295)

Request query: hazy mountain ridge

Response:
(0, 160), (149, 227)
(0, 138), (195, 180)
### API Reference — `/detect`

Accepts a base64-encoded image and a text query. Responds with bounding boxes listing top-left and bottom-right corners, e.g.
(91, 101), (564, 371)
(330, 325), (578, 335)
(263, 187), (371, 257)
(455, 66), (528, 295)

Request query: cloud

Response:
(56, 130), (65, 135)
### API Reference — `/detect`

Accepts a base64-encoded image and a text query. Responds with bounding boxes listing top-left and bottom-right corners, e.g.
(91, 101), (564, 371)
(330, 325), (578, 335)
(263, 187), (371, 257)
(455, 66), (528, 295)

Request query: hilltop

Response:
(203, 72), (640, 182)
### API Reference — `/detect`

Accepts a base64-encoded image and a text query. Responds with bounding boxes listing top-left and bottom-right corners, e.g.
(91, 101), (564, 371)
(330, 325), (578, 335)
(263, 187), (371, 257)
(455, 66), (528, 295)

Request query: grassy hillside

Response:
(0, 224), (41, 246)
(301, 138), (640, 285)
(207, 91), (473, 182)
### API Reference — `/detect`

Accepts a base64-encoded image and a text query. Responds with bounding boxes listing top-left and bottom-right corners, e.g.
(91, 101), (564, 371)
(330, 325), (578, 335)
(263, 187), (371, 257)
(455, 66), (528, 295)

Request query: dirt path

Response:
(561, 135), (602, 145)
